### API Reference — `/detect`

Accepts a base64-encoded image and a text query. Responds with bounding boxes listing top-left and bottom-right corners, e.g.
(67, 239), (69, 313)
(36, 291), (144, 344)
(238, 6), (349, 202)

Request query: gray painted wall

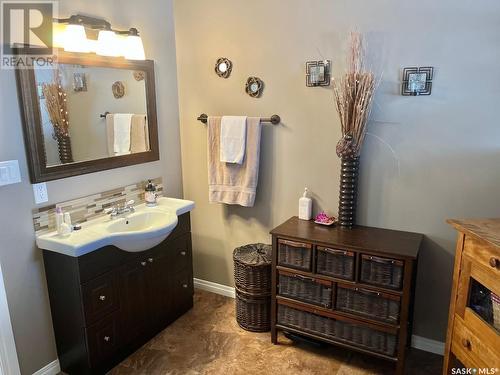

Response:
(0, 0), (181, 373)
(174, 0), (500, 344)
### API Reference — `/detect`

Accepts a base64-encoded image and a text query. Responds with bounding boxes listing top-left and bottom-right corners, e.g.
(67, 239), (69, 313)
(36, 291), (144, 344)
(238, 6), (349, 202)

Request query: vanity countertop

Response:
(36, 197), (195, 257)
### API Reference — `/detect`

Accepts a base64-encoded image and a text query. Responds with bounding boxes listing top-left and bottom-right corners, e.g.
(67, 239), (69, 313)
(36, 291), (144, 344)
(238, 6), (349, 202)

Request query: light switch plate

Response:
(33, 183), (49, 204)
(0, 160), (21, 186)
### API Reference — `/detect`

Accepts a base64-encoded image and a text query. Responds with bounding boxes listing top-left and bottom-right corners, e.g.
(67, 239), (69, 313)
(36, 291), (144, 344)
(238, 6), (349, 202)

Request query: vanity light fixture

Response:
(95, 27), (121, 57)
(123, 28), (146, 60)
(54, 14), (145, 60)
(62, 24), (91, 53)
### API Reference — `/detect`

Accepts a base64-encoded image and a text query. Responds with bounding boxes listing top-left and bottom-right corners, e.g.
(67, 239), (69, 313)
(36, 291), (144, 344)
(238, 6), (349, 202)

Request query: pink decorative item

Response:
(314, 212), (336, 226)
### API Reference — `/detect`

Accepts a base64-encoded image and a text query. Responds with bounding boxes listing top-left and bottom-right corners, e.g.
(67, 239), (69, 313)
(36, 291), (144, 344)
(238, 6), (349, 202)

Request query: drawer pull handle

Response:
(295, 274), (315, 282)
(99, 295), (106, 301)
(182, 284), (188, 288)
(181, 251), (187, 256)
(279, 240), (311, 249)
(148, 258), (154, 263)
(489, 257), (499, 268)
(355, 287), (381, 297)
(140, 261), (147, 266)
(104, 336), (111, 342)
(461, 338), (471, 349)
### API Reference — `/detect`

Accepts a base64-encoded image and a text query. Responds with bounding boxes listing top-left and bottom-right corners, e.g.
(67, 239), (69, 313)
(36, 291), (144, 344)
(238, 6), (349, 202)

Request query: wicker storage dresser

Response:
(270, 217), (422, 375)
(233, 243), (272, 332)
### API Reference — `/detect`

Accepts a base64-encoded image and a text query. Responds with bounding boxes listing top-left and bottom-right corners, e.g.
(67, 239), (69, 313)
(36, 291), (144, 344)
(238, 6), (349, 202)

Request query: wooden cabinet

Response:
(443, 219), (500, 373)
(43, 213), (193, 375)
(270, 217), (422, 375)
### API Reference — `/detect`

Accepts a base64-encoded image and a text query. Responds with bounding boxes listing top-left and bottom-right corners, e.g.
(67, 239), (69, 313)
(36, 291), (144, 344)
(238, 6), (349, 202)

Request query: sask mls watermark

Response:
(1, 1), (57, 69)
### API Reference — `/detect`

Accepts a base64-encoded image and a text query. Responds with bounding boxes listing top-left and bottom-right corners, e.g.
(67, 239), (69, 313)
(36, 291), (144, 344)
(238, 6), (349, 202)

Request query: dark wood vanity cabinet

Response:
(43, 213), (194, 375)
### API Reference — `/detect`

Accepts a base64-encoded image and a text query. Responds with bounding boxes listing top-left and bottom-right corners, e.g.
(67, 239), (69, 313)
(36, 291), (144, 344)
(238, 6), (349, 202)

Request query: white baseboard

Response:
(193, 278), (445, 356)
(411, 335), (444, 355)
(32, 359), (60, 375)
(193, 278), (235, 298)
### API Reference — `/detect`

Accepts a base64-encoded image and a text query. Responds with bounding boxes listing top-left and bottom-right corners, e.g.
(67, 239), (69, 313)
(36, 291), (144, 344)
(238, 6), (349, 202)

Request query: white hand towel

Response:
(220, 116), (247, 164)
(113, 113), (133, 155)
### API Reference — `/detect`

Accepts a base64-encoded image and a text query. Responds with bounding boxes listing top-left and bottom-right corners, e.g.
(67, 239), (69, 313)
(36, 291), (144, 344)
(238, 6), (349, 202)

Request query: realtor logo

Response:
(1, 1), (56, 68)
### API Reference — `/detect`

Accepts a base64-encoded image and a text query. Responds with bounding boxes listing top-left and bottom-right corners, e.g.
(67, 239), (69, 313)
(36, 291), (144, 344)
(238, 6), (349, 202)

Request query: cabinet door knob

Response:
(148, 258), (154, 263)
(104, 336), (111, 342)
(461, 338), (471, 349)
(99, 295), (106, 301)
(182, 283), (188, 288)
(489, 257), (499, 268)
(180, 251), (186, 256)
(140, 261), (147, 266)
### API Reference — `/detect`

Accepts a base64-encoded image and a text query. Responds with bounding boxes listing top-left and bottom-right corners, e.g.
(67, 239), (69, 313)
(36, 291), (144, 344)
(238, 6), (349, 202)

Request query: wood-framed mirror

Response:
(16, 50), (159, 183)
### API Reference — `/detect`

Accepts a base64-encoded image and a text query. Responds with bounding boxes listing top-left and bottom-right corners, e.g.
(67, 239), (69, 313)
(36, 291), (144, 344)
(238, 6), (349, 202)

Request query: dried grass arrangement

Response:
(332, 32), (376, 158)
(42, 70), (73, 163)
(332, 32), (377, 228)
(42, 70), (70, 139)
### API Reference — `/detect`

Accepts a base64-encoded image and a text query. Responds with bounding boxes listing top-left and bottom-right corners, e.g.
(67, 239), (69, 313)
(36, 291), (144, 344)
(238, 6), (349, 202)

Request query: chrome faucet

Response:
(105, 200), (135, 219)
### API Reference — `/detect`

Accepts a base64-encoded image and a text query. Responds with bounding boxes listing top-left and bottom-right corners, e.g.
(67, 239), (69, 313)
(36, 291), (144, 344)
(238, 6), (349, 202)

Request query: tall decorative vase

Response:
(56, 134), (74, 164)
(338, 156), (359, 228)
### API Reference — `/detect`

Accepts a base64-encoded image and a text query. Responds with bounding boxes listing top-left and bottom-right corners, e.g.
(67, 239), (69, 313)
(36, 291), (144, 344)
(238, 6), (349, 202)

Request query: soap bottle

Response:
(298, 188), (312, 220)
(145, 180), (157, 207)
(56, 207), (64, 234)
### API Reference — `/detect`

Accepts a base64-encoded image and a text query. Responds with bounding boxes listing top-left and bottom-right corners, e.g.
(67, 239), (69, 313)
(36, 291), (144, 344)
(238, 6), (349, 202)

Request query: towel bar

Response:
(197, 113), (280, 125)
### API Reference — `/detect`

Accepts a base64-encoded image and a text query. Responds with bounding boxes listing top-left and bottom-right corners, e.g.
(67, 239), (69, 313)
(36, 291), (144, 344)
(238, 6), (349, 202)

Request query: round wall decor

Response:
(112, 81), (125, 98)
(215, 57), (232, 78)
(245, 77), (264, 98)
(133, 70), (145, 81)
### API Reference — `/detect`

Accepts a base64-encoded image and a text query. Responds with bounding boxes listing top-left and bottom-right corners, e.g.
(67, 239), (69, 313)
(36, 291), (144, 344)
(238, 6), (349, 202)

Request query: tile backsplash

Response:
(32, 178), (163, 235)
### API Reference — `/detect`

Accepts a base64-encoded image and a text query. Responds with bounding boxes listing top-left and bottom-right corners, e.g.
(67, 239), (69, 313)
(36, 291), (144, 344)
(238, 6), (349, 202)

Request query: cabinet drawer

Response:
(316, 247), (355, 280)
(360, 255), (403, 290)
(85, 311), (120, 368)
(451, 314), (499, 369)
(82, 271), (119, 325)
(277, 303), (397, 357)
(464, 236), (500, 273)
(278, 270), (333, 308)
(336, 284), (401, 324)
(278, 239), (312, 272)
(169, 234), (192, 272)
(169, 269), (194, 322)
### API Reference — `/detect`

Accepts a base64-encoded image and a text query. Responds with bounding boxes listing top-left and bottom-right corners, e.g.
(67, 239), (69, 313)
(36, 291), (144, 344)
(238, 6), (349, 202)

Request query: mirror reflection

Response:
(35, 64), (149, 167)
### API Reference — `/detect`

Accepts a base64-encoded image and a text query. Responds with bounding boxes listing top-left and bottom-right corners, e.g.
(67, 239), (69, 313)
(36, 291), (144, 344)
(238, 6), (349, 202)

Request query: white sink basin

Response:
(36, 197), (195, 257)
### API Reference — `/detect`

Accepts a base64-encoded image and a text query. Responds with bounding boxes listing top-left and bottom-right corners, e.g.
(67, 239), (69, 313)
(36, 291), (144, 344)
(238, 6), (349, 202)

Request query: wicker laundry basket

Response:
(233, 243), (272, 332)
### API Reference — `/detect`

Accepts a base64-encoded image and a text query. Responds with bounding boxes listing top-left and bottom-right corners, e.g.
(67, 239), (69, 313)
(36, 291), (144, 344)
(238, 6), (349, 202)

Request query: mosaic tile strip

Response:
(32, 178), (163, 235)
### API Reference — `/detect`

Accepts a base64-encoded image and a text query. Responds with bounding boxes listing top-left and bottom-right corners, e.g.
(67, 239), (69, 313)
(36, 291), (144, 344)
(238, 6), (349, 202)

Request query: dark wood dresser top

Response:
(271, 216), (423, 259)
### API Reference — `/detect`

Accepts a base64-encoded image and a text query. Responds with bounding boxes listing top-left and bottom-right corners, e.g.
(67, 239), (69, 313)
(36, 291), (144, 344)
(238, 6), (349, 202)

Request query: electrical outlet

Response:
(33, 183), (48, 204)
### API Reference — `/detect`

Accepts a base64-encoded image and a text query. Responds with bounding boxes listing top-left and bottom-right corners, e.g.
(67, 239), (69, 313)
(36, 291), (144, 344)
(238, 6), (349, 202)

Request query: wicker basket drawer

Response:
(360, 255), (404, 290)
(316, 247), (355, 280)
(277, 304), (397, 357)
(278, 271), (333, 308)
(278, 239), (312, 271)
(336, 284), (401, 324)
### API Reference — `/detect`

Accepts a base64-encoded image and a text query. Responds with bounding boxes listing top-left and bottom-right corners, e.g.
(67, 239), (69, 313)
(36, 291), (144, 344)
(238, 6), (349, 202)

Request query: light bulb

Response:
(63, 24), (90, 53)
(123, 35), (145, 60)
(52, 23), (67, 49)
(96, 30), (121, 57)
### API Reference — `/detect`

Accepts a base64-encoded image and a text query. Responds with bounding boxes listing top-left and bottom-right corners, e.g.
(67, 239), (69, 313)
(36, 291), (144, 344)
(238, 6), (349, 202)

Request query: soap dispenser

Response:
(145, 180), (158, 207)
(298, 188), (312, 220)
